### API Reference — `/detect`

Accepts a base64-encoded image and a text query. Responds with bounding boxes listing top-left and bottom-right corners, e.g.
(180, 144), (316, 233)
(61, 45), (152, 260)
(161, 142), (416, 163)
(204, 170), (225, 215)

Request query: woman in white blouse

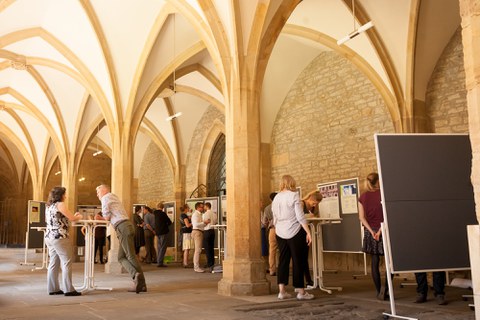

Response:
(272, 175), (314, 300)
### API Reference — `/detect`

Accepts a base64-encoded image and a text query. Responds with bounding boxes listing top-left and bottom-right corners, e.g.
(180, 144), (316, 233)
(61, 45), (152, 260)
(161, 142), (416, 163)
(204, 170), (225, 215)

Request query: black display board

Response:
(319, 179), (362, 252)
(376, 134), (477, 272)
(27, 200), (46, 249)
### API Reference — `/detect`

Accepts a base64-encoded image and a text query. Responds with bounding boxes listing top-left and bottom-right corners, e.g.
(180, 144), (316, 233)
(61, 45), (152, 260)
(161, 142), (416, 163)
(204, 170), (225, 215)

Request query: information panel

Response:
(318, 178), (362, 253)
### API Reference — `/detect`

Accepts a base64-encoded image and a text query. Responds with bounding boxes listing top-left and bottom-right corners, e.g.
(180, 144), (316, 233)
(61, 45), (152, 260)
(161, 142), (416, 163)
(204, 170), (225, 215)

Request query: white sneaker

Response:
(297, 292), (314, 300)
(277, 292), (292, 300)
(306, 284), (315, 290)
(194, 268), (205, 273)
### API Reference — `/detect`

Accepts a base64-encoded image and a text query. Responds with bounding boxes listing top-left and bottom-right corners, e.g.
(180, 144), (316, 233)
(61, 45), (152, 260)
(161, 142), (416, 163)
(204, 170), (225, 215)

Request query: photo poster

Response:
(317, 183), (340, 219)
(339, 182), (359, 214)
(220, 195), (227, 224)
(163, 201), (176, 248)
(27, 200), (46, 249)
(76, 205), (102, 246)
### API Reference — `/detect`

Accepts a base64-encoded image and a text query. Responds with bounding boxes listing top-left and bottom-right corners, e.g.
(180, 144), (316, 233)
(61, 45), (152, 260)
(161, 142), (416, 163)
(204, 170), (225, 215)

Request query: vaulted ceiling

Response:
(0, 0), (461, 193)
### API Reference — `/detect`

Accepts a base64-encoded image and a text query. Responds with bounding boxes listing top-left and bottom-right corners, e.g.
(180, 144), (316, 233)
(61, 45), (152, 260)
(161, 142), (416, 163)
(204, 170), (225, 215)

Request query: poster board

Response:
(163, 201), (176, 248)
(27, 200), (46, 249)
(375, 134), (477, 272)
(220, 195), (227, 224)
(318, 178), (362, 252)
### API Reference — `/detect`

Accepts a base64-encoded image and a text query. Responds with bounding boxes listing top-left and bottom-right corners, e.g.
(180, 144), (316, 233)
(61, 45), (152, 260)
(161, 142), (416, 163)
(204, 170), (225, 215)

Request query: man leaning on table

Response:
(96, 184), (147, 293)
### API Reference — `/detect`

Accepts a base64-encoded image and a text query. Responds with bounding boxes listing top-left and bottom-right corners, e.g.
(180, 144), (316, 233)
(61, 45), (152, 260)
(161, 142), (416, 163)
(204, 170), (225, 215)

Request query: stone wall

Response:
(426, 28), (468, 133)
(270, 51), (395, 271)
(270, 51), (395, 194)
(77, 152), (112, 205)
(185, 105), (225, 197)
(137, 142), (175, 208)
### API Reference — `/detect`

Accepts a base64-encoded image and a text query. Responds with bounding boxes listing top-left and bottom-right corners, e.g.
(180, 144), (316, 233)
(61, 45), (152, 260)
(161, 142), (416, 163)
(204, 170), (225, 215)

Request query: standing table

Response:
(307, 217), (343, 294)
(210, 224), (227, 273)
(72, 220), (111, 293)
(30, 226), (48, 270)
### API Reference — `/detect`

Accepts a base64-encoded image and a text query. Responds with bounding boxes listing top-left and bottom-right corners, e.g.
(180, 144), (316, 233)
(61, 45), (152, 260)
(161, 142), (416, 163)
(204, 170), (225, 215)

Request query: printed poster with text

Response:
(339, 183), (358, 214)
(317, 183), (340, 219)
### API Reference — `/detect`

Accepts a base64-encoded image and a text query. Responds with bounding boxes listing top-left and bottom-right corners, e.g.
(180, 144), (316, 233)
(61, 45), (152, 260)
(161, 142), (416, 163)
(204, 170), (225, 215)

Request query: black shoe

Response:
(414, 294), (427, 303)
(436, 294), (447, 305)
(49, 290), (64, 295)
(157, 264), (167, 267)
(64, 291), (81, 296)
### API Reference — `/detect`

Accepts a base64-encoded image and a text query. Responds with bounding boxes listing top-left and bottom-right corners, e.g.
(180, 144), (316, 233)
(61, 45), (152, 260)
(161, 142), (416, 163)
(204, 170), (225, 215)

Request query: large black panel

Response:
(385, 200), (476, 272)
(376, 135), (473, 201)
(322, 214), (362, 252)
(376, 134), (477, 273)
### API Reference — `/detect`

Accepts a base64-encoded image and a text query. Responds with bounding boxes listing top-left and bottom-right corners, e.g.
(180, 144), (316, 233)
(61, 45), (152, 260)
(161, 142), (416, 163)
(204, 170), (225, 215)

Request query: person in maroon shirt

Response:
(358, 172), (389, 300)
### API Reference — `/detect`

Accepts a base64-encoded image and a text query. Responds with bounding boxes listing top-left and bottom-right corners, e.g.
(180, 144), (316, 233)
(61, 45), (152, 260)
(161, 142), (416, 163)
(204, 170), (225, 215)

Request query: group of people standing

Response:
(44, 184), (148, 297)
(132, 202), (172, 267)
(180, 202), (218, 273)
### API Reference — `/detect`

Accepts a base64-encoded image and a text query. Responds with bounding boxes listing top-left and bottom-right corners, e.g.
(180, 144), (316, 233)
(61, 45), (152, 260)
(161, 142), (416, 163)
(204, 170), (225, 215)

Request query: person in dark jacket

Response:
(133, 205), (145, 261)
(154, 202), (172, 267)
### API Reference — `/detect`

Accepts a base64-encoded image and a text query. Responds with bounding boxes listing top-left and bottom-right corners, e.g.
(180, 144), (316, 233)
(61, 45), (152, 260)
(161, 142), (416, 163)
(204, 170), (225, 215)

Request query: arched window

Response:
(207, 134), (226, 197)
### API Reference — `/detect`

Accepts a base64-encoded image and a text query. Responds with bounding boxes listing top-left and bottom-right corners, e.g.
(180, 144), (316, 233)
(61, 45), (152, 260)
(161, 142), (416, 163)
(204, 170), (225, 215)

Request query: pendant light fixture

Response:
(337, 0), (373, 46)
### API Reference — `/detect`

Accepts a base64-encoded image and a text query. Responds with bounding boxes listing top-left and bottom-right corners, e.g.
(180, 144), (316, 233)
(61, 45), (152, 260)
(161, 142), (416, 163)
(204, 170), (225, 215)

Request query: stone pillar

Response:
(468, 226), (480, 319)
(217, 60), (270, 296)
(105, 133), (133, 274)
(260, 143), (272, 203)
(174, 165), (186, 260)
(460, 0), (480, 223)
(413, 99), (429, 133)
(459, 0), (480, 314)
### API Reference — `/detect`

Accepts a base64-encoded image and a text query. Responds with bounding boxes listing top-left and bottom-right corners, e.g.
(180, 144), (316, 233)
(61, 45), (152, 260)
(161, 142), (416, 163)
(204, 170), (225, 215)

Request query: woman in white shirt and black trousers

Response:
(272, 175), (314, 300)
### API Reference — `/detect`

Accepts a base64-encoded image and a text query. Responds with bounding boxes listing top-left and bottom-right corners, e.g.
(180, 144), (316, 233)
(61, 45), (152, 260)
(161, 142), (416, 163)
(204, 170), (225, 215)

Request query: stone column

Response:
(105, 133), (133, 274)
(459, 0), (480, 315)
(217, 55), (271, 296)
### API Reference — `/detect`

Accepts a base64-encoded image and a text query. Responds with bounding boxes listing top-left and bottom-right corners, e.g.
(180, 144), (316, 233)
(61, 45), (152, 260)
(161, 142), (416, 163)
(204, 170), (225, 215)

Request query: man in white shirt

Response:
(96, 184), (146, 293)
(202, 202), (218, 272)
(191, 202), (208, 273)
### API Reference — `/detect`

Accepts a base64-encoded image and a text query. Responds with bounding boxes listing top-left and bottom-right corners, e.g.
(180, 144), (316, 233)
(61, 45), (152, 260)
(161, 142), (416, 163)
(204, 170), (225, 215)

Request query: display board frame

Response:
(317, 178), (363, 253)
(27, 200), (46, 249)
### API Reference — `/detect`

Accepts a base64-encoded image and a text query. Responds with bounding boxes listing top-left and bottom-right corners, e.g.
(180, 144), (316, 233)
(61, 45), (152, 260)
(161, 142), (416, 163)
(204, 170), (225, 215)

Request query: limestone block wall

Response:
(185, 105), (225, 197)
(77, 153), (112, 205)
(426, 28), (468, 133)
(137, 142), (174, 207)
(270, 51), (394, 195)
(270, 51), (395, 271)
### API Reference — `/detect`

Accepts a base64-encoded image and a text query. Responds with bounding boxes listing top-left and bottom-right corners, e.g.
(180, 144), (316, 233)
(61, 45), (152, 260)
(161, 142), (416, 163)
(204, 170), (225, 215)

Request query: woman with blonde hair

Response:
(358, 172), (389, 300)
(272, 175), (314, 300)
(301, 190), (323, 288)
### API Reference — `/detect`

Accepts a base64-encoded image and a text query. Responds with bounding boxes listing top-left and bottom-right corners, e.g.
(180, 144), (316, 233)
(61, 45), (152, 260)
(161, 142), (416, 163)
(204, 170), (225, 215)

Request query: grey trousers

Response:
(45, 237), (76, 293)
(156, 234), (168, 265)
(116, 220), (144, 278)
